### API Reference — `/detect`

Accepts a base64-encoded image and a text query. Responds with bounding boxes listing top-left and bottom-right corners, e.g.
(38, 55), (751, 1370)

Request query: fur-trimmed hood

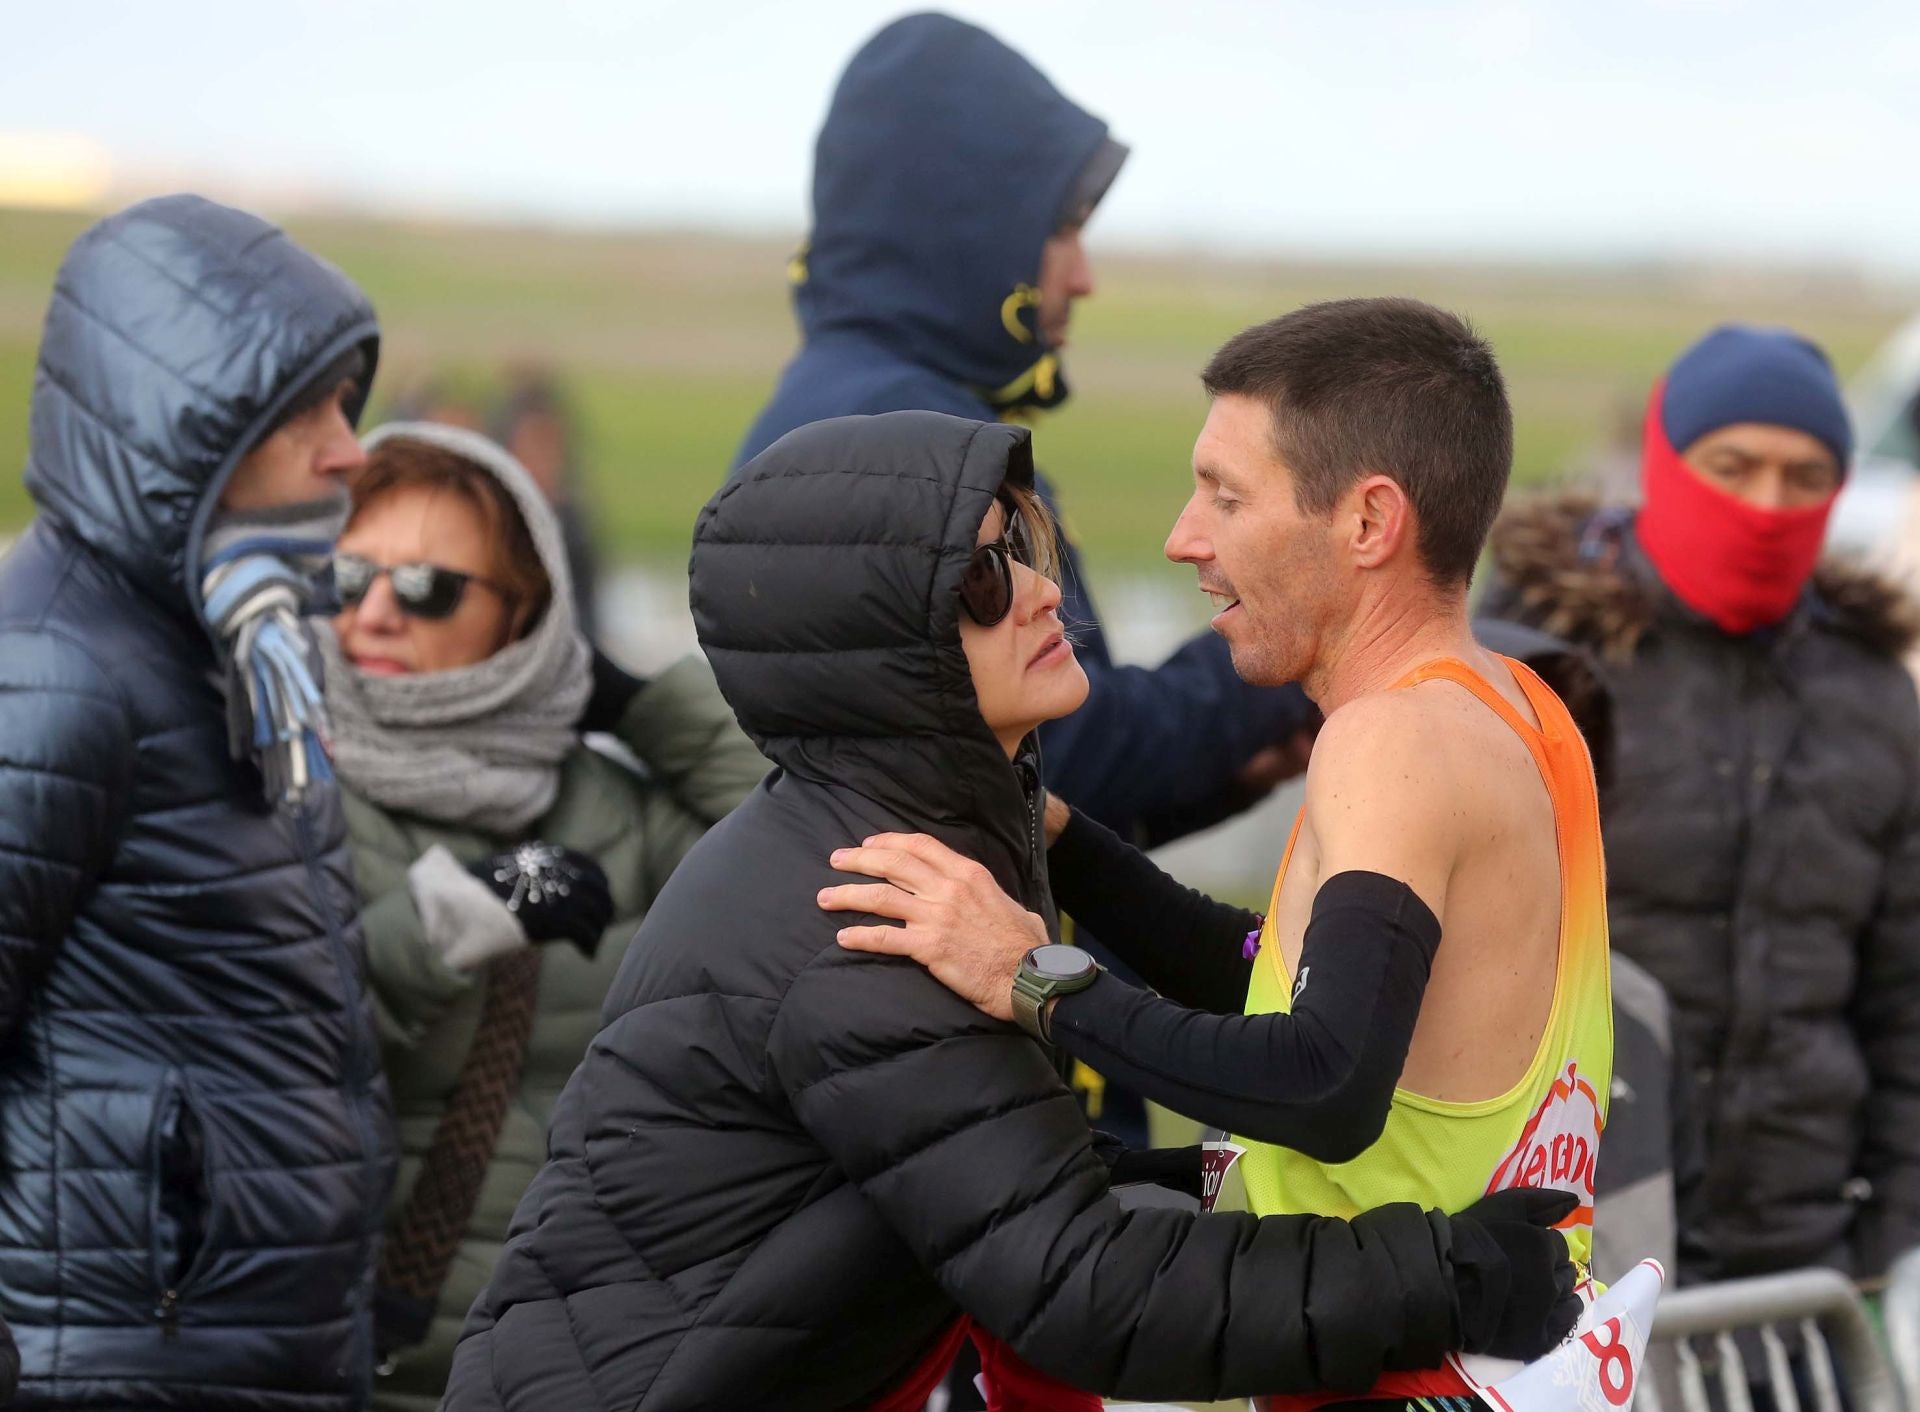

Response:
(1486, 494), (1920, 662)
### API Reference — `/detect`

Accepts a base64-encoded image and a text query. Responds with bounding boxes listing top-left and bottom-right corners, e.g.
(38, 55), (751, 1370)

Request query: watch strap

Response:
(1011, 968), (1052, 1043)
(1010, 947), (1096, 1044)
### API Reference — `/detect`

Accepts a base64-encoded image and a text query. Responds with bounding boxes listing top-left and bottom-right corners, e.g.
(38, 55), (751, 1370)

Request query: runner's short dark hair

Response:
(1202, 298), (1512, 586)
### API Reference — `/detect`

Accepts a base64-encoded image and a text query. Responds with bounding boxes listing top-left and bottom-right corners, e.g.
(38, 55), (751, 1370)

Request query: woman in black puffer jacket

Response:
(445, 411), (1574, 1410)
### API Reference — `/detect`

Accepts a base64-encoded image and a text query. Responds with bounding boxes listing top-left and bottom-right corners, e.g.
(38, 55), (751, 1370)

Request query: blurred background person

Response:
(1482, 324), (1920, 1288)
(383, 372), (487, 431)
(316, 422), (766, 1410)
(0, 195), (394, 1411)
(731, 10), (1316, 1165)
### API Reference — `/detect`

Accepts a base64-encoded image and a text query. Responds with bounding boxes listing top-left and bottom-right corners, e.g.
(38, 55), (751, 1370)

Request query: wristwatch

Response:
(1011, 944), (1099, 1044)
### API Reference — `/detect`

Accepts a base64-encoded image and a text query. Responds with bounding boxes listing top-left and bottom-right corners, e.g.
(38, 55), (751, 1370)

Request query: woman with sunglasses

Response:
(442, 411), (1575, 1411)
(316, 421), (767, 1411)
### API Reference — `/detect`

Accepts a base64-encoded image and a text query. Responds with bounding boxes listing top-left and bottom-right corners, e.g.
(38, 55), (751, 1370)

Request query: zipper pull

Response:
(156, 1287), (181, 1337)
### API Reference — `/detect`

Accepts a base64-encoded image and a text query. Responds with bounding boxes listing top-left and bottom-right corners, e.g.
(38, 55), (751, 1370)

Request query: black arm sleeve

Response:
(1047, 806), (1261, 1014)
(1049, 870), (1441, 1163)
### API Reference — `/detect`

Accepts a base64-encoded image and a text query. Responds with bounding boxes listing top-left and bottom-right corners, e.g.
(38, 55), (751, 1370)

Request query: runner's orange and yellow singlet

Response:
(1240, 655), (1614, 1409)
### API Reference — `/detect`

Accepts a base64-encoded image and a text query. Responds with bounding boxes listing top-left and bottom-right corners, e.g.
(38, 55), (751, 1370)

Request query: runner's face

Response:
(1166, 394), (1338, 686)
(958, 499), (1089, 759)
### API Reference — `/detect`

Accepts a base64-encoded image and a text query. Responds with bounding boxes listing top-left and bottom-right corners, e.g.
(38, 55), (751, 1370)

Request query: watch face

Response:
(1027, 944), (1094, 981)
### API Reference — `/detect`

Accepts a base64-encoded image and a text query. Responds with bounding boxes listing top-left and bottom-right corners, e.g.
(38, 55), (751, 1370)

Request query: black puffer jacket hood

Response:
(695, 410), (1048, 912)
(25, 192), (377, 627)
(796, 12), (1115, 408)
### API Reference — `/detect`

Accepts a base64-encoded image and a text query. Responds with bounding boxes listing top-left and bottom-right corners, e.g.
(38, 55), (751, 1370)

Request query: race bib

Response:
(1200, 1141), (1248, 1213)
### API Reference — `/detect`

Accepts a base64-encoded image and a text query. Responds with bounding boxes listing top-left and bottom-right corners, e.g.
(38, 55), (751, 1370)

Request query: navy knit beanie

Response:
(1662, 324), (1852, 471)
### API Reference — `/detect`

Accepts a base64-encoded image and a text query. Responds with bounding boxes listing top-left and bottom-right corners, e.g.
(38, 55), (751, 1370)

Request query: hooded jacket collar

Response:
(795, 13), (1115, 412)
(25, 194), (379, 637)
(692, 410), (1048, 910)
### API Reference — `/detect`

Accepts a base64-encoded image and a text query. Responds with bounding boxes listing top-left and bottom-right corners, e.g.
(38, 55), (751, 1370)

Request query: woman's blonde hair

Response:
(1000, 480), (1063, 582)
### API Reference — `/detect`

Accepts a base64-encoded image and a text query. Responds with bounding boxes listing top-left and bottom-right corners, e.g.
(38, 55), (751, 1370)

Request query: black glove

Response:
(1448, 1186), (1583, 1361)
(467, 843), (614, 958)
(578, 648), (647, 734)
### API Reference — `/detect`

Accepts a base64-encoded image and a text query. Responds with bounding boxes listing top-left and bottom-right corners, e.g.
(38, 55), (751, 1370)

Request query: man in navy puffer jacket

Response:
(735, 13), (1316, 850)
(0, 196), (396, 1410)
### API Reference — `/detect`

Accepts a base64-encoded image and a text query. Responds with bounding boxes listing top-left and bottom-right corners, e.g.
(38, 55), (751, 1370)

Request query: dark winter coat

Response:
(0, 196), (395, 1408)
(444, 412), (1488, 1409)
(1482, 497), (1920, 1281)
(732, 12), (1309, 846)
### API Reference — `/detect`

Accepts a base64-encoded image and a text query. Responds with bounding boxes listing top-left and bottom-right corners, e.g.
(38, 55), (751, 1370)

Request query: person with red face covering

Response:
(1483, 324), (1920, 1287)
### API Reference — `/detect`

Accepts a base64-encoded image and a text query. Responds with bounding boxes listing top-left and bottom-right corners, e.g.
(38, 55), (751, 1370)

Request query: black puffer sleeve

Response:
(0, 627), (132, 1045)
(766, 943), (1470, 1401)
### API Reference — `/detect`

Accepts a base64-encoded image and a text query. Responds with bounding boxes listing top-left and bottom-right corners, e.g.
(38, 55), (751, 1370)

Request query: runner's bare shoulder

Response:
(1304, 688), (1483, 909)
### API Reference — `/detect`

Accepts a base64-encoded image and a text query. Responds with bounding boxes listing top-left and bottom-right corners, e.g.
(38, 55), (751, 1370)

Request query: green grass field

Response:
(2, 204), (1911, 567)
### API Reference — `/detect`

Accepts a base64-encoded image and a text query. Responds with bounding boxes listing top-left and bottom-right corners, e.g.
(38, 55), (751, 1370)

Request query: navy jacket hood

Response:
(24, 194), (379, 627)
(796, 12), (1114, 406)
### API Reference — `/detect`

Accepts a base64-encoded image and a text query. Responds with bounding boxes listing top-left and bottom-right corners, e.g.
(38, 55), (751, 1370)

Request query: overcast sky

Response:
(7, 0), (1919, 270)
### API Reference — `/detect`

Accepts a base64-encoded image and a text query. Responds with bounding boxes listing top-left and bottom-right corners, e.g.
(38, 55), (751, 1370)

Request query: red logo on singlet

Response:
(1485, 1060), (1603, 1215)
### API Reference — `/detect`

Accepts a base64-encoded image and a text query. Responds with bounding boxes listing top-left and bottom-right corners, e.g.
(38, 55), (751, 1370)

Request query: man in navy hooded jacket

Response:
(0, 196), (395, 1410)
(735, 12), (1314, 853)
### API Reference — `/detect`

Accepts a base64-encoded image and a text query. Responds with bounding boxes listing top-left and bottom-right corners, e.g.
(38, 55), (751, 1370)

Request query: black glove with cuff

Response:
(1448, 1186), (1584, 1361)
(467, 843), (615, 958)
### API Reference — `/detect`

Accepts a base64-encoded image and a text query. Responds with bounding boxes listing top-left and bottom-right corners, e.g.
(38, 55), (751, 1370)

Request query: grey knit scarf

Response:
(317, 422), (591, 835)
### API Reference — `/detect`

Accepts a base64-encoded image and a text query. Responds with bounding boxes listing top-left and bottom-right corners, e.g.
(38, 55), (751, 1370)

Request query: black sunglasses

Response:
(959, 503), (1034, 628)
(332, 552), (508, 621)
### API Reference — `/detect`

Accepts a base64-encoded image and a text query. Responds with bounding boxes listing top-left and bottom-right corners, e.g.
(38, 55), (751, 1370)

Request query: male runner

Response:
(822, 298), (1609, 1406)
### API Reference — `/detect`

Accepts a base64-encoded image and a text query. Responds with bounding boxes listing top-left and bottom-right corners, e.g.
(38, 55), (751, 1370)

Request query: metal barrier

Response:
(1644, 1269), (1902, 1412)
(1883, 1247), (1920, 1409)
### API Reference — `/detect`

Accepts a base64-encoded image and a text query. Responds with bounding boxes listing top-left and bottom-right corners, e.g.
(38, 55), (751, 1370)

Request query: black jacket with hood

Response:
(0, 195), (396, 1408)
(733, 12), (1310, 847)
(1482, 497), (1920, 1281)
(445, 412), (1514, 1409)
